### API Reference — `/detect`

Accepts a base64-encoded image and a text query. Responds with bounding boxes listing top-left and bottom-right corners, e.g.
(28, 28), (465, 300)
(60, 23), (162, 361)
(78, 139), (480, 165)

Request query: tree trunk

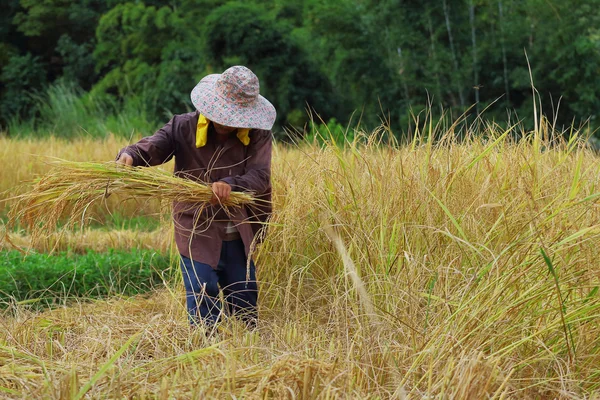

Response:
(442, 0), (465, 109)
(396, 47), (411, 105)
(427, 13), (443, 104)
(469, 0), (479, 114)
(498, 0), (510, 106)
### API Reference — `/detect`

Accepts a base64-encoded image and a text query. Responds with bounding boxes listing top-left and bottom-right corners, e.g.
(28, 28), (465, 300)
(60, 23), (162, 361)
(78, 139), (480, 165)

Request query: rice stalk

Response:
(1, 120), (600, 398)
(4, 159), (255, 246)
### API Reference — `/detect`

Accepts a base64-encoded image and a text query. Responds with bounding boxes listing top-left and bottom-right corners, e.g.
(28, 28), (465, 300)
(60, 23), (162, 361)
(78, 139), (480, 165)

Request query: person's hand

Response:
(116, 152), (133, 166)
(211, 181), (232, 205)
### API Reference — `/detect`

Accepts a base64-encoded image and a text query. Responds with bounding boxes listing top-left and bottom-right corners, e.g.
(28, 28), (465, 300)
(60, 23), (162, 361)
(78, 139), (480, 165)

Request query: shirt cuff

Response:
(116, 147), (140, 166)
(219, 176), (238, 191)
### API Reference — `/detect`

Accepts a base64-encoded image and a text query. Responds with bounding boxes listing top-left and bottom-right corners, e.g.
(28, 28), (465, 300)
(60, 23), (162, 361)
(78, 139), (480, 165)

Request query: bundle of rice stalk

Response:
(5, 159), (255, 244)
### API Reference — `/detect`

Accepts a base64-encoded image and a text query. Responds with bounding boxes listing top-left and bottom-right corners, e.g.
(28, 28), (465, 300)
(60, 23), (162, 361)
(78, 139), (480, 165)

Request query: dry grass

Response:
(0, 228), (172, 254)
(1, 120), (600, 398)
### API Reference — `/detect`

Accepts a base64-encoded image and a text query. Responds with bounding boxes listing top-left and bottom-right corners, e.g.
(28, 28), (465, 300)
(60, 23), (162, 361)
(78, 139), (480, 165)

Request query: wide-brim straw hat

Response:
(190, 66), (276, 130)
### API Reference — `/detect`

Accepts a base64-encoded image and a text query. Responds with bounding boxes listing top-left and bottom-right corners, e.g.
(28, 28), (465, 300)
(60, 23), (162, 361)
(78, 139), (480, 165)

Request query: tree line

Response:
(1, 0), (599, 138)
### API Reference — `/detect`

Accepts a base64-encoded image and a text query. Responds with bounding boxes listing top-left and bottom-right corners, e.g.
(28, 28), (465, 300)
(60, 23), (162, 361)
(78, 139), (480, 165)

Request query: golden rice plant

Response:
(1, 116), (600, 398)
(5, 160), (255, 245)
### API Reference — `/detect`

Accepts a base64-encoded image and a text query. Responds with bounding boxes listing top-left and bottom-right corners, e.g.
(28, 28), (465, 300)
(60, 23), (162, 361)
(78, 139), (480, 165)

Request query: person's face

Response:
(212, 121), (237, 136)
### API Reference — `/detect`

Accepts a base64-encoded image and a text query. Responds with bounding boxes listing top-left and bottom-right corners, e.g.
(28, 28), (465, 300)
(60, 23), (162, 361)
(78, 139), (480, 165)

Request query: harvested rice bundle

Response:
(6, 159), (255, 242)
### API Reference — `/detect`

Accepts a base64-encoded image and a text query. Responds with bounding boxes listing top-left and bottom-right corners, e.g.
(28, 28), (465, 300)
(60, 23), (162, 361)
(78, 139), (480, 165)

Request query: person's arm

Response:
(220, 130), (272, 194)
(116, 117), (177, 167)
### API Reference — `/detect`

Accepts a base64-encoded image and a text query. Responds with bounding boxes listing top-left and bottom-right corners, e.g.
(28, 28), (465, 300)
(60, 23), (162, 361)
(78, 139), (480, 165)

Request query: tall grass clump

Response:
(6, 82), (159, 139)
(0, 117), (599, 398)
(259, 117), (600, 398)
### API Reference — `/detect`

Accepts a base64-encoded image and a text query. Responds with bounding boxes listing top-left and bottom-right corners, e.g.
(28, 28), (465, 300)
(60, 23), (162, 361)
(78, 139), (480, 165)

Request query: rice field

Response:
(1, 120), (600, 399)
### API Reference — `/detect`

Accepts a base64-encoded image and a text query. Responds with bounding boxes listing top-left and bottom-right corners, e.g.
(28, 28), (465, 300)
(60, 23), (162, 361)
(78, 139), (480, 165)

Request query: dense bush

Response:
(0, 249), (171, 307)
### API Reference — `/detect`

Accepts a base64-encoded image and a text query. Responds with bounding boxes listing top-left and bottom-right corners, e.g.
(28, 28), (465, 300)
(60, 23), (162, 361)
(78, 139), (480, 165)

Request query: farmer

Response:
(116, 66), (275, 330)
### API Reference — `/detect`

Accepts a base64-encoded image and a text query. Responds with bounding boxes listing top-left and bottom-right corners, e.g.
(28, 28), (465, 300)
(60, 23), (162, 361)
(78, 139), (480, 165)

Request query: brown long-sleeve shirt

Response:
(118, 111), (272, 268)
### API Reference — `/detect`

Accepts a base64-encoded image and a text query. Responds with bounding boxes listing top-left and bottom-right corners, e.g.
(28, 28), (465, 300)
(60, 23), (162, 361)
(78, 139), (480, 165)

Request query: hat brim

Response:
(190, 74), (276, 130)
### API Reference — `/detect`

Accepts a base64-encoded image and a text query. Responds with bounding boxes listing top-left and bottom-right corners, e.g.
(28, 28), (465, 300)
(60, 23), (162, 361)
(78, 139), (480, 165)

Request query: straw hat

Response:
(190, 66), (276, 130)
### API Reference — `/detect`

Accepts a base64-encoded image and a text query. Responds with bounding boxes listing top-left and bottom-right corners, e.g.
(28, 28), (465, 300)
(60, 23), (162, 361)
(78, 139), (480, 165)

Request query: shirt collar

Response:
(196, 114), (250, 148)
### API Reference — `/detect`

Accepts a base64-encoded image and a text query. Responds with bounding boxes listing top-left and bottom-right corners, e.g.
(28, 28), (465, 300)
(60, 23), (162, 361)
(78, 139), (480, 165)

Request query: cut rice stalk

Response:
(5, 160), (256, 243)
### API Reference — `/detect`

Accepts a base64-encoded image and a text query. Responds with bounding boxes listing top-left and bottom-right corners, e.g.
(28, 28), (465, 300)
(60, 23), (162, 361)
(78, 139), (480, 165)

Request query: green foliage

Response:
(203, 1), (338, 130)
(13, 0), (104, 37)
(55, 34), (96, 88)
(0, 53), (47, 120)
(306, 0), (403, 124)
(0, 0), (112, 126)
(304, 118), (351, 146)
(1, 0), (600, 136)
(11, 0), (110, 86)
(0, 0), (20, 40)
(92, 1), (205, 118)
(525, 0), (600, 126)
(0, 249), (171, 307)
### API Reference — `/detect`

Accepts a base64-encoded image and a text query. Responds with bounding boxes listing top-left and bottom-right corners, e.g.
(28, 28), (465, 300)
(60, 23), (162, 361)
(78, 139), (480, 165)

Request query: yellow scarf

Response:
(195, 114), (250, 148)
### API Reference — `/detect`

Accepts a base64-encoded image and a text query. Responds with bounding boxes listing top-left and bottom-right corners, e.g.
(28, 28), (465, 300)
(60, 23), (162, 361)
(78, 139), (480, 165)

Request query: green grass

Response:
(0, 249), (172, 307)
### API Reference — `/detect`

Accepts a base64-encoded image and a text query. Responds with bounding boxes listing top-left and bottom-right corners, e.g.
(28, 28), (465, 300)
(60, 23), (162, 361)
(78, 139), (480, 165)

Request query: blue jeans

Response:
(179, 239), (258, 327)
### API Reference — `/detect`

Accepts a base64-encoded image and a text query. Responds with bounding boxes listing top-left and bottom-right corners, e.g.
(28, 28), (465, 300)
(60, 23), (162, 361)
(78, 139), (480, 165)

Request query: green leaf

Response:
(75, 332), (142, 400)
